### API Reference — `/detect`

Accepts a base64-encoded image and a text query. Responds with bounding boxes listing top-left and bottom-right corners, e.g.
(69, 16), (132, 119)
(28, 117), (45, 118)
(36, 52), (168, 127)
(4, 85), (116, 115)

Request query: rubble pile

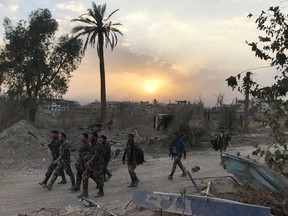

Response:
(0, 120), (50, 170)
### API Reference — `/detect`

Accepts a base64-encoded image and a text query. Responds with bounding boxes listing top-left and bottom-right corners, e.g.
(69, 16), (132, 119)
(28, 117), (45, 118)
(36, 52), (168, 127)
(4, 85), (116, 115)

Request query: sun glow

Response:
(146, 85), (155, 93)
(144, 79), (163, 94)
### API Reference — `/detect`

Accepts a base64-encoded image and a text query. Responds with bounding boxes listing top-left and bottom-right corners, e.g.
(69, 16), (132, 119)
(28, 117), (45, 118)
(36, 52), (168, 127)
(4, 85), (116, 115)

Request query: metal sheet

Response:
(222, 152), (288, 191)
(132, 190), (271, 216)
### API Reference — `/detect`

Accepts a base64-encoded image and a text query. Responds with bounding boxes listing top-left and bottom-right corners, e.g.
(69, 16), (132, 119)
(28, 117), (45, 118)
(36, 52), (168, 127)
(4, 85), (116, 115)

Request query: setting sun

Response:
(146, 85), (155, 93)
(143, 79), (163, 94)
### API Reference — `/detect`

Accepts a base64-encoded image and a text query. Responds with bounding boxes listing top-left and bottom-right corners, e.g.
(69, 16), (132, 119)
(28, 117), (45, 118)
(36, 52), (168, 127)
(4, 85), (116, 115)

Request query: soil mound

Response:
(0, 120), (50, 170)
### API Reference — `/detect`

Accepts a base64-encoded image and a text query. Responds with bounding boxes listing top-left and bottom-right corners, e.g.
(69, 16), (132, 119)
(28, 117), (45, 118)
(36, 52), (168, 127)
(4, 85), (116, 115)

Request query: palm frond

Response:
(106, 9), (120, 21)
(110, 27), (123, 36)
(100, 3), (107, 17)
(71, 2), (123, 56)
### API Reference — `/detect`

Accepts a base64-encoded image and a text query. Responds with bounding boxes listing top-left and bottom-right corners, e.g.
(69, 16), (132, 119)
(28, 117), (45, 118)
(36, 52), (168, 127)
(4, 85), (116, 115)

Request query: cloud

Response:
(0, 1), (19, 13)
(8, 4), (18, 12)
(56, 1), (85, 12)
(213, 14), (255, 27)
(0, 0), (278, 106)
(65, 45), (225, 105)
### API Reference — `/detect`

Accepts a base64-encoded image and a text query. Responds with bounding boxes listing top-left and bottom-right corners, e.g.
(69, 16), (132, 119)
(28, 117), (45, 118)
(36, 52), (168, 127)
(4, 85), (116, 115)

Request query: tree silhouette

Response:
(71, 2), (123, 123)
(0, 8), (83, 122)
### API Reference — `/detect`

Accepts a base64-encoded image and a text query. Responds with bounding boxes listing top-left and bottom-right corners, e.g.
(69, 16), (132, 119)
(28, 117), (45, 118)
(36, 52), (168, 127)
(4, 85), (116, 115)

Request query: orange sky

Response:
(0, 0), (280, 107)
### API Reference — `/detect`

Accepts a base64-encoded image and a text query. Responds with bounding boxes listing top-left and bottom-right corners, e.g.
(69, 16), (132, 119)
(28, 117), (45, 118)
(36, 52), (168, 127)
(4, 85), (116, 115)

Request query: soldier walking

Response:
(39, 130), (66, 186)
(78, 131), (105, 198)
(122, 134), (143, 187)
(168, 132), (187, 180)
(45, 132), (75, 191)
(70, 133), (94, 192)
(100, 135), (112, 181)
(217, 127), (231, 152)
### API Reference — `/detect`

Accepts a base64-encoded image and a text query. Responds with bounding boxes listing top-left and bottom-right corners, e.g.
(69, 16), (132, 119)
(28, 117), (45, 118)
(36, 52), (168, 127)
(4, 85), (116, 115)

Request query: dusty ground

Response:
(0, 120), (284, 216)
(0, 148), (231, 216)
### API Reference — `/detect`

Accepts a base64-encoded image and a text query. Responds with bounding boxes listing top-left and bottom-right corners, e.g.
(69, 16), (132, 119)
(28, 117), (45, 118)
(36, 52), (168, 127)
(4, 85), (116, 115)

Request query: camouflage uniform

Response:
(74, 141), (91, 190)
(102, 140), (112, 181)
(80, 139), (104, 197)
(46, 140), (75, 190)
(40, 137), (65, 185)
(122, 135), (143, 187)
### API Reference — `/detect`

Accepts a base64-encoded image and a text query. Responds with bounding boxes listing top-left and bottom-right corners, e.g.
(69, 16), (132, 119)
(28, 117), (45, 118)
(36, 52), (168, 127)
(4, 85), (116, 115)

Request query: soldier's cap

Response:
(91, 131), (98, 137)
(100, 135), (107, 139)
(60, 132), (66, 139)
(128, 133), (134, 138)
(82, 133), (89, 139)
(51, 130), (59, 134)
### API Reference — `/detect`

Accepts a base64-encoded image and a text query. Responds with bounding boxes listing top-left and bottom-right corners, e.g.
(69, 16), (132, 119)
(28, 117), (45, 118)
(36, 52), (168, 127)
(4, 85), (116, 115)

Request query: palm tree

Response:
(71, 2), (123, 122)
(243, 72), (254, 129)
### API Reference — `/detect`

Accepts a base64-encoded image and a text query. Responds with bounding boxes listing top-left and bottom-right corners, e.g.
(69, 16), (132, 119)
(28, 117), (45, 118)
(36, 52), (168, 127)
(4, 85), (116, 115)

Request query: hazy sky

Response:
(0, 0), (284, 106)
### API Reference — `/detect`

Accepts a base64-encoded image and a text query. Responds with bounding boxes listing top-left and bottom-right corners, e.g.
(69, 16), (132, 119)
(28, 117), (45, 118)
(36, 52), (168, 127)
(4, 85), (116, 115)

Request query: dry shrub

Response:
(35, 110), (98, 130)
(167, 104), (209, 147)
(112, 109), (152, 130)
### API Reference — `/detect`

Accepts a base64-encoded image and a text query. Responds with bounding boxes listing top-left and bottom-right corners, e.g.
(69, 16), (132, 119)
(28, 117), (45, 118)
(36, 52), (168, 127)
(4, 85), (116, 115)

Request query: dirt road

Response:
(0, 132), (272, 216)
(0, 148), (233, 216)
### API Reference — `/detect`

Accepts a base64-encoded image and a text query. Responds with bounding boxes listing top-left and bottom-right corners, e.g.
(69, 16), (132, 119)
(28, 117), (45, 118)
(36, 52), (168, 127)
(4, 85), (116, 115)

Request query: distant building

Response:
(80, 100), (101, 112)
(41, 99), (167, 116)
(176, 100), (191, 105)
(235, 98), (246, 113)
(107, 101), (121, 110)
(41, 99), (80, 115)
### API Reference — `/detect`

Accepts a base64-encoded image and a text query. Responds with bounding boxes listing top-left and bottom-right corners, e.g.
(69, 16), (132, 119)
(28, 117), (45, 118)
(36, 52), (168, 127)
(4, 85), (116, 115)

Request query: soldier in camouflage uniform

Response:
(71, 133), (97, 192)
(216, 127), (231, 152)
(100, 135), (112, 182)
(78, 131), (105, 198)
(45, 132), (75, 191)
(122, 134), (143, 187)
(39, 130), (66, 186)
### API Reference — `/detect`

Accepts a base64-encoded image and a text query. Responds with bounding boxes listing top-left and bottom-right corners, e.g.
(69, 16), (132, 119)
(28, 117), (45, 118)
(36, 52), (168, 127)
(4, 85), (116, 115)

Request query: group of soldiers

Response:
(39, 127), (231, 199)
(39, 130), (112, 198)
(39, 130), (143, 198)
(211, 127), (232, 152)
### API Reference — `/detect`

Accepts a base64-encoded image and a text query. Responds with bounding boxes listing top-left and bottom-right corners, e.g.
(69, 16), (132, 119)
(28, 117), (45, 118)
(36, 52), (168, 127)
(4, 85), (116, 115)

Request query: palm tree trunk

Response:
(98, 33), (107, 123)
(244, 90), (249, 129)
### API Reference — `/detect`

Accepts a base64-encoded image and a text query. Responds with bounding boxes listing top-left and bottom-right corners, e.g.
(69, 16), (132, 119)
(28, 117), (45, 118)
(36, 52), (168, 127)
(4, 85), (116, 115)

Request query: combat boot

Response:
(69, 175), (76, 189)
(57, 178), (67, 184)
(71, 176), (81, 192)
(128, 182), (135, 187)
(107, 173), (112, 181)
(44, 182), (53, 191)
(39, 176), (49, 186)
(168, 174), (173, 180)
(128, 177), (139, 187)
(70, 185), (80, 192)
(94, 188), (104, 197)
(77, 190), (88, 198)
(134, 178), (140, 187)
(180, 171), (187, 177)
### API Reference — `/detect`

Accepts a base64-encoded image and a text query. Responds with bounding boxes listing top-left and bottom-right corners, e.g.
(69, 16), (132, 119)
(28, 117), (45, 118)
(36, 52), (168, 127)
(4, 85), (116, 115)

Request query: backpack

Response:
(137, 148), (145, 165)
